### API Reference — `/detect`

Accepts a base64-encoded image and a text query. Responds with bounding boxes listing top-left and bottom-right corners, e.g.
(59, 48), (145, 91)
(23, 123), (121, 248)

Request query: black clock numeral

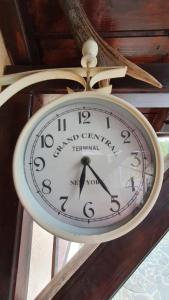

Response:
(59, 196), (68, 212)
(106, 117), (110, 129)
(41, 134), (54, 148)
(131, 152), (141, 167)
(121, 130), (131, 143)
(110, 195), (120, 213)
(42, 179), (52, 194)
(34, 157), (45, 171)
(58, 118), (66, 131)
(83, 202), (95, 218)
(126, 176), (136, 192)
(78, 111), (91, 124)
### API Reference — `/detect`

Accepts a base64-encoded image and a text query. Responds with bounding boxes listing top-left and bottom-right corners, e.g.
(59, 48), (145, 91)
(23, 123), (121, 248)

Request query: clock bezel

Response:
(13, 92), (163, 243)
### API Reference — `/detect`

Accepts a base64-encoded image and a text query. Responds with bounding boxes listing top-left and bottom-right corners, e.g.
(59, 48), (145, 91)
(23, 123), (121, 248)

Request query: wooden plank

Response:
(52, 169), (169, 300)
(106, 36), (169, 63)
(33, 29), (169, 39)
(24, 0), (169, 33)
(0, 92), (30, 299)
(13, 210), (33, 300)
(83, 0), (169, 31)
(40, 36), (169, 65)
(35, 244), (99, 300)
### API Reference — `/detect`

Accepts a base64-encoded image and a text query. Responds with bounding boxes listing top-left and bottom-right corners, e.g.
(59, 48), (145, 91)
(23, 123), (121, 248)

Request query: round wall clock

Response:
(13, 92), (163, 243)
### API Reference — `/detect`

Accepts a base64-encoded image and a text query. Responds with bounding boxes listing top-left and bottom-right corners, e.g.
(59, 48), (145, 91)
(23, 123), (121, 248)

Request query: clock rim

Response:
(13, 92), (164, 243)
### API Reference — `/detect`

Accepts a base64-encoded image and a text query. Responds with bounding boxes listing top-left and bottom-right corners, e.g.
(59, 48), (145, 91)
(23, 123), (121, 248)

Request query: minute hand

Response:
(87, 163), (112, 197)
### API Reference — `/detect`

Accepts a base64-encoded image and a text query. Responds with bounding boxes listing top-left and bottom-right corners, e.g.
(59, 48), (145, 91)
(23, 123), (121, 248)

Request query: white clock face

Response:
(23, 97), (155, 229)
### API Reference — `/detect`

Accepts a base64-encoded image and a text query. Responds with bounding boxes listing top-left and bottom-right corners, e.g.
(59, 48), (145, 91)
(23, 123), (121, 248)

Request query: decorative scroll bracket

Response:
(0, 39), (127, 108)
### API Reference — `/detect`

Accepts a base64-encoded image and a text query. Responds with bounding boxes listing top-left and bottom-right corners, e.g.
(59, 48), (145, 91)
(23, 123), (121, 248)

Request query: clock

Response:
(13, 92), (163, 243)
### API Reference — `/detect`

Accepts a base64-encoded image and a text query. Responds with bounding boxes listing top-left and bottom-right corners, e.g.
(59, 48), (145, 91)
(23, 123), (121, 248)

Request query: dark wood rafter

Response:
(34, 29), (169, 39)
(23, 0), (169, 34)
(141, 108), (169, 132)
(0, 0), (40, 64)
(15, 0), (42, 64)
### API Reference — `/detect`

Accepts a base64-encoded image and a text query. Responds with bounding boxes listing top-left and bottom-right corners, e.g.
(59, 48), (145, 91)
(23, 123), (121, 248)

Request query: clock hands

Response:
(79, 156), (112, 198)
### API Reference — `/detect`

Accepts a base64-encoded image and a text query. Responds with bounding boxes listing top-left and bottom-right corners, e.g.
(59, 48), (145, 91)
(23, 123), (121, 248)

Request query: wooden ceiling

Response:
(0, 0), (169, 66)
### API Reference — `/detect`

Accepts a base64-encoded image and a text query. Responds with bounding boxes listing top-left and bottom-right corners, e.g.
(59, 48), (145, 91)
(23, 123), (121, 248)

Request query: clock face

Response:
(13, 93), (163, 242)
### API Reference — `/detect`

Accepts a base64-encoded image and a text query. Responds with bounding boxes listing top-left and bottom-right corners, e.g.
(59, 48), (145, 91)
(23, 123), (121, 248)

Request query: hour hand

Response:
(79, 164), (86, 198)
(79, 156), (90, 198)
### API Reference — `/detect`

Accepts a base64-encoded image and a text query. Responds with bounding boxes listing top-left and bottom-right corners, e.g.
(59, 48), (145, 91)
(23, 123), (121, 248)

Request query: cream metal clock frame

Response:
(13, 91), (163, 243)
